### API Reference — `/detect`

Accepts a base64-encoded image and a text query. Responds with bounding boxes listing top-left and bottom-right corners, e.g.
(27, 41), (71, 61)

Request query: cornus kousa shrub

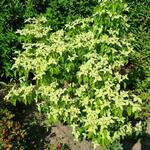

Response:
(6, 0), (142, 148)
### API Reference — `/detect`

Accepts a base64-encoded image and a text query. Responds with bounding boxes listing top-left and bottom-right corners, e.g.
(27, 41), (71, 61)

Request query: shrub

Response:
(126, 0), (150, 117)
(0, 0), (24, 79)
(0, 0), (97, 81)
(6, 0), (143, 148)
(44, 0), (97, 31)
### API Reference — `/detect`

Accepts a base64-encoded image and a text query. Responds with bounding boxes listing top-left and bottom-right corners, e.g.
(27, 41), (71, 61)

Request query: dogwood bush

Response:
(6, 0), (142, 148)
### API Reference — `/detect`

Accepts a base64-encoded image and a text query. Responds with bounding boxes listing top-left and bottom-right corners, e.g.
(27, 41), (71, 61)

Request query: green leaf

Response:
(127, 106), (132, 116)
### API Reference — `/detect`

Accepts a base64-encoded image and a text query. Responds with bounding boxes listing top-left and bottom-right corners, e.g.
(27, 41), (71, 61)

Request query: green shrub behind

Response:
(126, 0), (150, 117)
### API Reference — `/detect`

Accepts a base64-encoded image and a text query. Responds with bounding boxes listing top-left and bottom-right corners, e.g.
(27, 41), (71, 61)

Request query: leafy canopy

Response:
(6, 0), (142, 148)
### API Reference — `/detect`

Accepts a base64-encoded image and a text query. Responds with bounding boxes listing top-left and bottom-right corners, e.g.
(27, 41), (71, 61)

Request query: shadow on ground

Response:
(141, 133), (150, 150)
(122, 134), (150, 150)
(12, 102), (50, 150)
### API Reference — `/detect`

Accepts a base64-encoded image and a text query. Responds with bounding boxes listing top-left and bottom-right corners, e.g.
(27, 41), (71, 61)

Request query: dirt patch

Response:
(45, 122), (100, 150)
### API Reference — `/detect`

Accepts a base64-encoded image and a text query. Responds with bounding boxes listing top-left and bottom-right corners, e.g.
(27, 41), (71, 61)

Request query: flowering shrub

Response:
(6, 0), (142, 148)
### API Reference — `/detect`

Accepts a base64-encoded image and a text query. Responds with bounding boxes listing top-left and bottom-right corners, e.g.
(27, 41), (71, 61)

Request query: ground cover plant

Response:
(5, 0), (144, 149)
(0, 107), (26, 149)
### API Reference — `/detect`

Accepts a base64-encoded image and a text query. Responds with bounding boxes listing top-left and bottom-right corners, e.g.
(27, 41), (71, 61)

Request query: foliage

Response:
(0, 108), (26, 149)
(0, 0), (97, 81)
(0, 0), (24, 79)
(44, 0), (97, 31)
(110, 141), (123, 150)
(5, 0), (143, 149)
(0, 0), (38, 80)
(126, 0), (150, 117)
